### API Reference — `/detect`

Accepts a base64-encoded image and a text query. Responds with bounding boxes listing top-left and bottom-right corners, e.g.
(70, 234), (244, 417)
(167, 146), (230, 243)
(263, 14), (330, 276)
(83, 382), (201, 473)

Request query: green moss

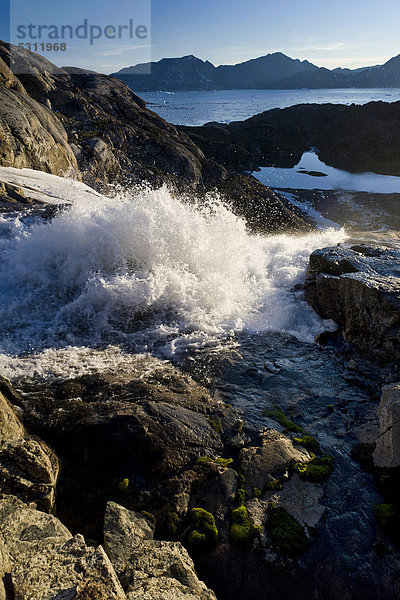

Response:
(264, 478), (283, 492)
(166, 512), (180, 535)
(209, 419), (223, 434)
(118, 478), (129, 492)
(263, 409), (304, 433)
(236, 488), (246, 507)
(186, 508), (218, 548)
(237, 473), (246, 488)
(196, 456), (233, 468)
(187, 530), (207, 545)
(293, 455), (334, 482)
(252, 487), (262, 498)
(293, 435), (321, 453)
(140, 511), (156, 527)
(230, 505), (261, 546)
(268, 506), (308, 557)
(373, 503), (396, 534)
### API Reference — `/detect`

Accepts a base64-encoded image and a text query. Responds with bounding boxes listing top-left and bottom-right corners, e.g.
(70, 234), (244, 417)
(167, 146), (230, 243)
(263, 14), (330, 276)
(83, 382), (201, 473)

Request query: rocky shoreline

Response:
(0, 42), (400, 600)
(180, 101), (400, 176)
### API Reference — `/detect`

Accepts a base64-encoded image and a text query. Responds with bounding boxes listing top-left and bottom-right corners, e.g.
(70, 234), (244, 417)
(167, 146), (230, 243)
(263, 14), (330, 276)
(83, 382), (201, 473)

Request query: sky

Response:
(0, 0), (399, 73)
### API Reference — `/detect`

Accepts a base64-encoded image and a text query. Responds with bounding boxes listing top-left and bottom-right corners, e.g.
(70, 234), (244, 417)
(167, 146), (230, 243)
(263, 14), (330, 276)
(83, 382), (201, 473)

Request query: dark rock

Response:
(305, 244), (400, 366)
(181, 101), (400, 176)
(17, 365), (237, 537)
(238, 430), (309, 491)
(373, 383), (400, 468)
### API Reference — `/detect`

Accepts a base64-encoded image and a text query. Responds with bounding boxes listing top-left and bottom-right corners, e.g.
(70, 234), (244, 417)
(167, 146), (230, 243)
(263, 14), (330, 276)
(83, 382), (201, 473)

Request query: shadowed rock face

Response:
(181, 101), (400, 176)
(0, 376), (59, 512)
(305, 244), (400, 368)
(15, 365), (245, 538)
(374, 384), (400, 468)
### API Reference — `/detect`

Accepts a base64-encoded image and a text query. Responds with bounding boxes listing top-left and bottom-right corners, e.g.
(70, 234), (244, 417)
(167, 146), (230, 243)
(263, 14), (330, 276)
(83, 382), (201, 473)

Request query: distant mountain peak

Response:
(111, 51), (400, 92)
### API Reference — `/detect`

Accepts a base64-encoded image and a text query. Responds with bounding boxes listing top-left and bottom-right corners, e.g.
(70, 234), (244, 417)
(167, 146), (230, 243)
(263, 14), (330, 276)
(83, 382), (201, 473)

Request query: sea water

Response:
(254, 152), (400, 194)
(0, 169), (345, 380)
(141, 88), (400, 126)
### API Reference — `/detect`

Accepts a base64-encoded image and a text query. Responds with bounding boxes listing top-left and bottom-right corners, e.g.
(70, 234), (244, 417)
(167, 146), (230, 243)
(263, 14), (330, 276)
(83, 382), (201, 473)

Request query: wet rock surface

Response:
(1, 327), (400, 600)
(13, 363), (244, 538)
(239, 430), (310, 490)
(177, 331), (400, 600)
(305, 244), (400, 367)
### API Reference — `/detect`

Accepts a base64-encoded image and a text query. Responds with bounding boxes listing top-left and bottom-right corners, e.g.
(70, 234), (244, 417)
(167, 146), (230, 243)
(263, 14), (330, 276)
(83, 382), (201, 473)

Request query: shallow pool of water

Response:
(254, 152), (400, 194)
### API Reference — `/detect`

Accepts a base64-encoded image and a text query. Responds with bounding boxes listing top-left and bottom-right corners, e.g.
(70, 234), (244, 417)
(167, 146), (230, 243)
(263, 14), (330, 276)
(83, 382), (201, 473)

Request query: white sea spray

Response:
(0, 172), (347, 379)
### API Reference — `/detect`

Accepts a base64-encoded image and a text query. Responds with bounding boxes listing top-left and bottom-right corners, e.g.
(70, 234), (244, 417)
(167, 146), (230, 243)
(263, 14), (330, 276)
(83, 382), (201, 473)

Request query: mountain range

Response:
(111, 52), (400, 91)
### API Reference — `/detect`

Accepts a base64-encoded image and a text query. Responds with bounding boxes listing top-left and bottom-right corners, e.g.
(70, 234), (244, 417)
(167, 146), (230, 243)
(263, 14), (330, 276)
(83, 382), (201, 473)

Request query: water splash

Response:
(0, 176), (346, 378)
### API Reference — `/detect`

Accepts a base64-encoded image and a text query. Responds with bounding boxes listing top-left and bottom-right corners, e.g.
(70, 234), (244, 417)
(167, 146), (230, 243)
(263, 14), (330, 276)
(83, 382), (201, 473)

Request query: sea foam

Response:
(0, 175), (346, 378)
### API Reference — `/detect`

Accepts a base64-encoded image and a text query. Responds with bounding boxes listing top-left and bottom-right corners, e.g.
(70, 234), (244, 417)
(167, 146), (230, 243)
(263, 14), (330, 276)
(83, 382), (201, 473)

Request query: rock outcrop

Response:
(0, 373), (219, 600)
(373, 383), (400, 468)
(0, 85), (80, 177)
(238, 430), (309, 491)
(0, 376), (59, 511)
(104, 502), (155, 576)
(16, 364), (245, 537)
(104, 502), (216, 600)
(305, 244), (400, 367)
(0, 54), (80, 177)
(0, 41), (308, 234)
(0, 495), (127, 600)
(181, 101), (400, 176)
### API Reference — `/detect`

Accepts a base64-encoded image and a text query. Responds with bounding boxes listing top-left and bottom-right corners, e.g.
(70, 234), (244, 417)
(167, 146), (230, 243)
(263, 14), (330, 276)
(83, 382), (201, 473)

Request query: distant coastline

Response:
(111, 51), (400, 92)
(138, 88), (400, 127)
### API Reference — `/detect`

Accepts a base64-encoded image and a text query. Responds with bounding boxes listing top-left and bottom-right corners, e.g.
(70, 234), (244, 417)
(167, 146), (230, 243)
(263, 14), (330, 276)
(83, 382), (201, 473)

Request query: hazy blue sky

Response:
(1, 0), (400, 72)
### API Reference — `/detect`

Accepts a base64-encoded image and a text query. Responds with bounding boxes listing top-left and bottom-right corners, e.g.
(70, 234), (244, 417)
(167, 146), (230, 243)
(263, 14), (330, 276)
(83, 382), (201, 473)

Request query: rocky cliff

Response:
(0, 55), (79, 177)
(0, 41), (307, 234)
